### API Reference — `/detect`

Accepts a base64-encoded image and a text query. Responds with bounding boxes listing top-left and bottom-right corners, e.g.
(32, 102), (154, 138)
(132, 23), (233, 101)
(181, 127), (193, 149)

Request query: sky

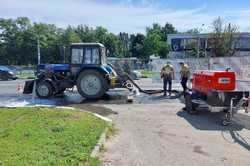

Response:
(1, 0), (250, 34)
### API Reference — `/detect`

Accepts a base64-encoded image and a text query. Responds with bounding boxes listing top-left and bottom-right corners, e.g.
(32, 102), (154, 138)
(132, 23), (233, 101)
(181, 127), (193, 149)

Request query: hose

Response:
(124, 73), (182, 97)
(108, 63), (182, 98)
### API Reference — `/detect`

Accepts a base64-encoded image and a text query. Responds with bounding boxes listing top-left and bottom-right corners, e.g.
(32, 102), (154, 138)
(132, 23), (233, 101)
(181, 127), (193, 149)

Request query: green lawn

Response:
(141, 70), (157, 78)
(0, 107), (107, 166)
(16, 70), (35, 79)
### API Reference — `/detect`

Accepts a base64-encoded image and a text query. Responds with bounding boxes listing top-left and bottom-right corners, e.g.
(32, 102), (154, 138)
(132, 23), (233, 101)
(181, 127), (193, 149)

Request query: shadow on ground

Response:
(177, 109), (250, 151)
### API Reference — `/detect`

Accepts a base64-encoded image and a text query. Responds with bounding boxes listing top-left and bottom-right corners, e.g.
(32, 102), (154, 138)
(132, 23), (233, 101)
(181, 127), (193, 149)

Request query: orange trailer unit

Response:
(185, 70), (249, 126)
(192, 70), (236, 94)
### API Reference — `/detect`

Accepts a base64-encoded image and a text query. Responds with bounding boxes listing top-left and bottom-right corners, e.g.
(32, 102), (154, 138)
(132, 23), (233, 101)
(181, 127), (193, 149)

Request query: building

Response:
(167, 33), (250, 58)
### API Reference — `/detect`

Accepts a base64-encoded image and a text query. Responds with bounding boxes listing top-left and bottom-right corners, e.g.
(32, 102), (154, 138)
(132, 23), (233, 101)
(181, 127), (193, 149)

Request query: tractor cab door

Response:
(70, 45), (101, 76)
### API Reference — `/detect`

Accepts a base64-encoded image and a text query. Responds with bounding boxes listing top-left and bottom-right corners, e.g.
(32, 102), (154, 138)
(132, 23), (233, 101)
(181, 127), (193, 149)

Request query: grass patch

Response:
(16, 70), (35, 79)
(141, 70), (157, 78)
(0, 107), (107, 166)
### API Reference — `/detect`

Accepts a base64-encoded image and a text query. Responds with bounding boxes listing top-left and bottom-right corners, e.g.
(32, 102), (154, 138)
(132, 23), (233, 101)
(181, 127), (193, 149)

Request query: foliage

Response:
(142, 23), (174, 60)
(141, 70), (157, 78)
(0, 17), (175, 65)
(0, 107), (107, 166)
(185, 40), (198, 57)
(185, 28), (200, 34)
(209, 17), (239, 57)
(16, 69), (35, 79)
(130, 33), (145, 58)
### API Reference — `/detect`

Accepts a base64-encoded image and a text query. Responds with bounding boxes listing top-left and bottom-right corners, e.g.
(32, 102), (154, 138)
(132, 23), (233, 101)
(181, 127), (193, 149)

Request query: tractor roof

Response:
(70, 43), (105, 47)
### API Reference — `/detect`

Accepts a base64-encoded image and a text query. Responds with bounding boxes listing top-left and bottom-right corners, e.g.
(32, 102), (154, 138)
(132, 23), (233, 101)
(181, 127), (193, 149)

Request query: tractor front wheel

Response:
(77, 70), (108, 99)
(36, 81), (54, 98)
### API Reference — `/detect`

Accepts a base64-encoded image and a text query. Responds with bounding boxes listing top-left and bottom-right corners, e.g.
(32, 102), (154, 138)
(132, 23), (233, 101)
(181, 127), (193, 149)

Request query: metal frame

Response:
(192, 95), (249, 125)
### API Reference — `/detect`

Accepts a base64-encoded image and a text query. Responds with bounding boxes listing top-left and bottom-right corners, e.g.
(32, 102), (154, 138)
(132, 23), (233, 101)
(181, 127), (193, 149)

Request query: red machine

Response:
(192, 70), (236, 94)
(185, 70), (249, 126)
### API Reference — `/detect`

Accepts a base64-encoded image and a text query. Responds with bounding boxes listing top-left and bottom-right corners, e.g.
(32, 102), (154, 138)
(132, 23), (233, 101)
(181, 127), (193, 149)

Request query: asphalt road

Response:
(0, 79), (27, 95)
(100, 78), (250, 166)
(102, 103), (250, 166)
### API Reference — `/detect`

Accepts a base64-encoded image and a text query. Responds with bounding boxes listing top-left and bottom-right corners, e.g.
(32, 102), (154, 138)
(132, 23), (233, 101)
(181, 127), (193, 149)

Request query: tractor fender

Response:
(75, 66), (110, 82)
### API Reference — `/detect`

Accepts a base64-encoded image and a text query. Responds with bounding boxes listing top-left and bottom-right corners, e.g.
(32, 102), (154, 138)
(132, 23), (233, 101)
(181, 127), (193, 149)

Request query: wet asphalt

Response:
(0, 79), (28, 95)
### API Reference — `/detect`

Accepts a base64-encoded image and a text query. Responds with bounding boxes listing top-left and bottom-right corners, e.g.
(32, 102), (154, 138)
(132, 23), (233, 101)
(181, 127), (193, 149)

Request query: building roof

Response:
(167, 32), (250, 43)
(70, 43), (105, 47)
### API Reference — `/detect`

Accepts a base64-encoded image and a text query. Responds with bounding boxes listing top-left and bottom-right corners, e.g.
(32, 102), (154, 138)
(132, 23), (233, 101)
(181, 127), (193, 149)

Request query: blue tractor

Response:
(24, 43), (119, 99)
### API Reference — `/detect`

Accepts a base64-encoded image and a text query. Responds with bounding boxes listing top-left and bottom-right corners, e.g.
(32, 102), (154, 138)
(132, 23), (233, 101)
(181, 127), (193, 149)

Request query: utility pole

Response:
(63, 46), (66, 63)
(205, 38), (210, 70)
(197, 37), (200, 58)
(37, 38), (41, 65)
(197, 24), (205, 58)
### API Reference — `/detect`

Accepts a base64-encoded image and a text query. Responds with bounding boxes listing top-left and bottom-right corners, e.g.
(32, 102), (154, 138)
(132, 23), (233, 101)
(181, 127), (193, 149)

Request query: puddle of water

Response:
(0, 94), (59, 107)
(0, 87), (182, 108)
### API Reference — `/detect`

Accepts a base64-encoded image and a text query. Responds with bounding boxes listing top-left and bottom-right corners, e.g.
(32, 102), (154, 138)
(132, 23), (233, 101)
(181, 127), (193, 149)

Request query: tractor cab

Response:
(70, 43), (107, 76)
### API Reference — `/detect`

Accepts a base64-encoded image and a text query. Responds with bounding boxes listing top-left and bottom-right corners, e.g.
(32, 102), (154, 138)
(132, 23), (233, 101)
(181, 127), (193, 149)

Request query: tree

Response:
(158, 42), (170, 58)
(143, 23), (174, 59)
(0, 17), (178, 65)
(161, 23), (177, 41)
(62, 26), (81, 44)
(209, 17), (239, 57)
(117, 32), (130, 57)
(142, 33), (161, 60)
(103, 33), (119, 57)
(185, 28), (200, 34)
(130, 33), (145, 58)
(75, 25), (95, 42)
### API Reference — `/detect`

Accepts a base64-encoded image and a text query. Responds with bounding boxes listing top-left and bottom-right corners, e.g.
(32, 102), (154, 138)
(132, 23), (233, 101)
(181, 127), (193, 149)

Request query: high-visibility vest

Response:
(180, 64), (190, 78)
(161, 64), (174, 76)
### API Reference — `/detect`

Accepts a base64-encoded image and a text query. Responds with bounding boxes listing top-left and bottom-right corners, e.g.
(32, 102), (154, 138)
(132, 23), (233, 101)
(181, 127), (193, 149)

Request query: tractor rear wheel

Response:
(36, 81), (54, 98)
(77, 70), (108, 99)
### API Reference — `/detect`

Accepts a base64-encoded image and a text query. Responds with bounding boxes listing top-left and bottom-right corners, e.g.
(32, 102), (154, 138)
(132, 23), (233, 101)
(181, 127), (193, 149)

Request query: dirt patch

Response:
(69, 104), (118, 116)
(193, 145), (211, 157)
(220, 157), (228, 162)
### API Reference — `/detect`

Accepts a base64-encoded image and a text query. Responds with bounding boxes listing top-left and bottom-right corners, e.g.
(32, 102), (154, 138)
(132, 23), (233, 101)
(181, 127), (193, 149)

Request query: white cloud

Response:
(0, 0), (250, 33)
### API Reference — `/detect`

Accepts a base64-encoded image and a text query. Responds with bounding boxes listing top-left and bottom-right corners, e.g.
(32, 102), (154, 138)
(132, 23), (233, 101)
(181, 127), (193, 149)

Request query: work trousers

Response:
(163, 76), (172, 95)
(181, 77), (188, 93)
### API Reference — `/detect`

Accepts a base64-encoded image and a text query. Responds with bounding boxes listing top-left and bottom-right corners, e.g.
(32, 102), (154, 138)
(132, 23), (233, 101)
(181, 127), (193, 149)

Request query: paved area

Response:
(100, 78), (250, 166)
(101, 102), (250, 166)
(0, 78), (250, 166)
(0, 79), (27, 95)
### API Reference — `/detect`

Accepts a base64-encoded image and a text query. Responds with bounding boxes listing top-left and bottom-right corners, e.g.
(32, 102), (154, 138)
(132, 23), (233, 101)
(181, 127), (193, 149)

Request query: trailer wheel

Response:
(77, 70), (108, 99)
(36, 81), (53, 98)
(185, 93), (198, 114)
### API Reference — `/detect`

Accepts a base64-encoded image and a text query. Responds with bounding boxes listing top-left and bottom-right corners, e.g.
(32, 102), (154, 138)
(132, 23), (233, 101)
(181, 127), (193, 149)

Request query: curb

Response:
(90, 127), (109, 158)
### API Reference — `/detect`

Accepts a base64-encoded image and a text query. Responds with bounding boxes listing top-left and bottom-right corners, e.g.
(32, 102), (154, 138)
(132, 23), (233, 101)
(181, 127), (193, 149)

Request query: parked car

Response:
(0, 65), (18, 80)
